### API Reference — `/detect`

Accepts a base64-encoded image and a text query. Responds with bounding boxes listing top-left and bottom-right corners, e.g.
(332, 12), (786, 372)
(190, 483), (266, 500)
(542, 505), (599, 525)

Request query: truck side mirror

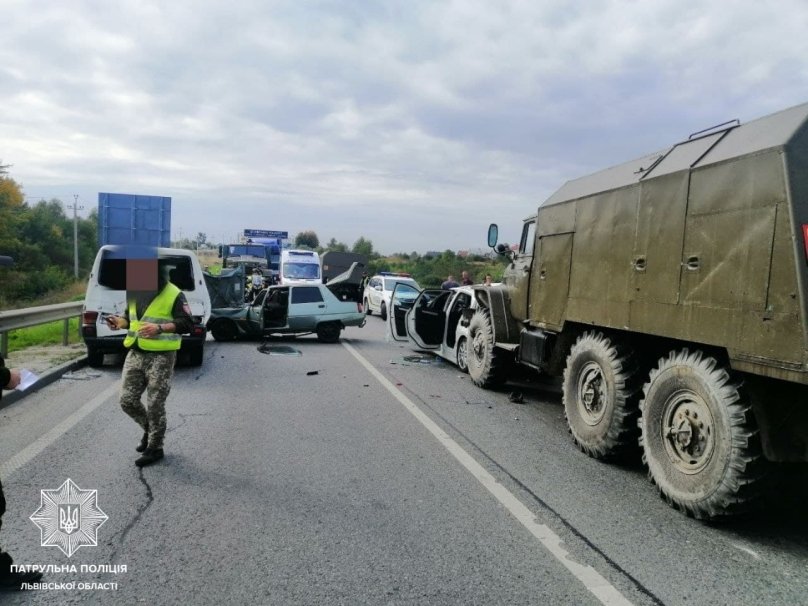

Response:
(487, 224), (499, 248)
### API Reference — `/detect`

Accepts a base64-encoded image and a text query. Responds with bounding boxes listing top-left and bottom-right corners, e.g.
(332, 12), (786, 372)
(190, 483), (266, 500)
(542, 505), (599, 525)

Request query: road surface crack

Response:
(109, 469), (154, 564)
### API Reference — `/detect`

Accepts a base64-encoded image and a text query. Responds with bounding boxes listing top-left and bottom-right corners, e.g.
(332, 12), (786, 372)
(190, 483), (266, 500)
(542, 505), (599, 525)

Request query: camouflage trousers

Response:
(119, 349), (177, 450)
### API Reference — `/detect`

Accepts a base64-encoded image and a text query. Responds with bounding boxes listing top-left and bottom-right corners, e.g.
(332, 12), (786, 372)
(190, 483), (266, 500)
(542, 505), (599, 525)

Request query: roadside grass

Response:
(7, 317), (83, 353)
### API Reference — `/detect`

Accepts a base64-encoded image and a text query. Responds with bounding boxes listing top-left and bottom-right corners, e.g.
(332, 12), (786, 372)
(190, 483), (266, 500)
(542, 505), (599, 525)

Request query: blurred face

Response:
(126, 259), (159, 292)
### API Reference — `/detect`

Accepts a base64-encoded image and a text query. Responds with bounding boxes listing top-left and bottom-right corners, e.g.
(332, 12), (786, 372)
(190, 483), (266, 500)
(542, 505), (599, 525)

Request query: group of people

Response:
(441, 271), (494, 290)
(1, 260), (191, 590)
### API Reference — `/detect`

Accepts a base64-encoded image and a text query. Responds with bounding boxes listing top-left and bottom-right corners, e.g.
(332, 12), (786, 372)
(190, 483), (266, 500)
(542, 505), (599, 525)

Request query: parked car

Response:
(387, 284), (476, 372)
(81, 246), (211, 367)
(207, 264), (365, 343)
(363, 272), (420, 320)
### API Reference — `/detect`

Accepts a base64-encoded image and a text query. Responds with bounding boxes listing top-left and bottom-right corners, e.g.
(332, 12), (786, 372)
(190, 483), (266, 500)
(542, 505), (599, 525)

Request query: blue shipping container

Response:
(98, 193), (171, 247)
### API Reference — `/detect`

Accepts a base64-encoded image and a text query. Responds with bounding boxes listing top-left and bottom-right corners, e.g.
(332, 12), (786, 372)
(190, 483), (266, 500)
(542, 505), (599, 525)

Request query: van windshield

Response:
(283, 263), (320, 280)
(97, 253), (196, 291)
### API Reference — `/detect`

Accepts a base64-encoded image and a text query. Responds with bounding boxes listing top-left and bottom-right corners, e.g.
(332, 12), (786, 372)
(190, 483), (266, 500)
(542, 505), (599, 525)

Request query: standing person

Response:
(441, 275), (460, 290)
(106, 264), (193, 467)
(461, 271), (473, 286)
(484, 274), (493, 286)
(0, 354), (43, 589)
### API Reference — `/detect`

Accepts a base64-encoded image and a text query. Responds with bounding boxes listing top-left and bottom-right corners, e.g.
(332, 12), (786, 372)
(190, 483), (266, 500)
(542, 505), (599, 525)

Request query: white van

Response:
(279, 249), (321, 285)
(81, 245), (211, 367)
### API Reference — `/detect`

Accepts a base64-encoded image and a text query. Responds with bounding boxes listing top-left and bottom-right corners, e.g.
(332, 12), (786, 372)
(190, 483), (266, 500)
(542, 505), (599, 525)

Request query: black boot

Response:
(135, 430), (149, 453)
(0, 553), (43, 590)
(135, 448), (164, 467)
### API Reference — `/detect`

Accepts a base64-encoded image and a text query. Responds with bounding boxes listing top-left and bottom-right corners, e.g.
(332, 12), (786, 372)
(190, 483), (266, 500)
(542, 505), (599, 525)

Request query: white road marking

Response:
(343, 340), (634, 606)
(0, 382), (119, 481)
(731, 543), (762, 560)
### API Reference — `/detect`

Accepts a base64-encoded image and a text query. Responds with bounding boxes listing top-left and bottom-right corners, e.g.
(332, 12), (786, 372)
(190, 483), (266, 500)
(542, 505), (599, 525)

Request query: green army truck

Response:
(472, 101), (808, 519)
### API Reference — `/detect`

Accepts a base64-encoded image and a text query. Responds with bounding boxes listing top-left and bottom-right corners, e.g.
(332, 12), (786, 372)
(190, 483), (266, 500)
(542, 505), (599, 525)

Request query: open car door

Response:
(389, 285), (447, 350)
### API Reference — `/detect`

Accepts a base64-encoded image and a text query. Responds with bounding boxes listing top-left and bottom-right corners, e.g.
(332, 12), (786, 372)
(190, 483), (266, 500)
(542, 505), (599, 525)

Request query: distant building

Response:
(456, 250), (469, 258)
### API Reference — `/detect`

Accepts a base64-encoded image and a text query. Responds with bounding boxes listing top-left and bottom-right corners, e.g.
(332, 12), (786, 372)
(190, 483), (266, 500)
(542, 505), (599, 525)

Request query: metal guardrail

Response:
(0, 301), (84, 357)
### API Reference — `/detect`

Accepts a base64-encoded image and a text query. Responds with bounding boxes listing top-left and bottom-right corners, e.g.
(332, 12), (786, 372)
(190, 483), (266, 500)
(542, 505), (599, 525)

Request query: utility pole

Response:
(67, 195), (84, 278)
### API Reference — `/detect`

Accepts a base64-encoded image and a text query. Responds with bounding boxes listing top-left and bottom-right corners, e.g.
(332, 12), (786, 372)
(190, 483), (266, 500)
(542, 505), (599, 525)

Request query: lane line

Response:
(343, 340), (634, 606)
(0, 382), (119, 481)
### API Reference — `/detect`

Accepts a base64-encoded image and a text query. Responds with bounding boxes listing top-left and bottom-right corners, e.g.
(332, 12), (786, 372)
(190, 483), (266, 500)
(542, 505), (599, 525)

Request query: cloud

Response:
(2, 0), (807, 252)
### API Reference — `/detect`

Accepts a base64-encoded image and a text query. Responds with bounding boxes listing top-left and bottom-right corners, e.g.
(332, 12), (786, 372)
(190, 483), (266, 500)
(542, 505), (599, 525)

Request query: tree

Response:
(295, 230), (319, 249)
(324, 237), (348, 253)
(352, 236), (375, 258)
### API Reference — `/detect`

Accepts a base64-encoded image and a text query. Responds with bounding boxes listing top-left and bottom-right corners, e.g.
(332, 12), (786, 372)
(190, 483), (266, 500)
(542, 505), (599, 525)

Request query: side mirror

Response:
(487, 224), (499, 248)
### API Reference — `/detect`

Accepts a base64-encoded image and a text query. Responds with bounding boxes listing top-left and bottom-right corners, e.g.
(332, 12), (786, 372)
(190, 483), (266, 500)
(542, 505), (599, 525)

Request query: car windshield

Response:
(384, 278), (418, 291)
(283, 263), (320, 279)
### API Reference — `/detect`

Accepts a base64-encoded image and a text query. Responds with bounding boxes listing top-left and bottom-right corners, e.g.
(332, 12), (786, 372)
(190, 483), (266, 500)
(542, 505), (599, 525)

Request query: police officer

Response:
(0, 354), (43, 589)
(106, 264), (193, 467)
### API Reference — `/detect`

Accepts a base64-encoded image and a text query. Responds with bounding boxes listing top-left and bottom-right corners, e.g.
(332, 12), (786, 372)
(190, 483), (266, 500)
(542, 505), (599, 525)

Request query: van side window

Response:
(520, 221), (537, 256)
(291, 287), (324, 304)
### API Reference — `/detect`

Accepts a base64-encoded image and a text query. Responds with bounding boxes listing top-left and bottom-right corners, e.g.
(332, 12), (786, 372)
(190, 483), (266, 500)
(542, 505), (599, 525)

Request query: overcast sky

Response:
(2, 0), (807, 253)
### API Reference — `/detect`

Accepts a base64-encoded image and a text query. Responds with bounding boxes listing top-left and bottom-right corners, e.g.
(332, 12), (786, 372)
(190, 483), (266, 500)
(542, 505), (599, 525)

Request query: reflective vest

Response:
(123, 284), (183, 351)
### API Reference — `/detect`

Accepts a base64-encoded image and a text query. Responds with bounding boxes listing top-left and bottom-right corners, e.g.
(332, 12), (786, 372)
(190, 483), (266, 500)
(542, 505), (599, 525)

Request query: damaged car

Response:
(388, 284), (476, 371)
(207, 263), (366, 343)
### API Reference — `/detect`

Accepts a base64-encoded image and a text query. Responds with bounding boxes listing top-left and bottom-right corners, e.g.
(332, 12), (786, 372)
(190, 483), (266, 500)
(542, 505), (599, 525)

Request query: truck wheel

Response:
(380, 302), (387, 321)
(467, 310), (507, 388)
(86, 347), (104, 368)
(456, 337), (469, 373)
(639, 349), (767, 519)
(211, 320), (237, 342)
(563, 331), (642, 460)
(316, 322), (341, 343)
(188, 345), (204, 367)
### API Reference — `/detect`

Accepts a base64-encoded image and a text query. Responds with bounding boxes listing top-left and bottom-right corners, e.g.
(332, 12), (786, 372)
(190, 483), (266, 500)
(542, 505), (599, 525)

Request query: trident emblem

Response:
(58, 504), (80, 534)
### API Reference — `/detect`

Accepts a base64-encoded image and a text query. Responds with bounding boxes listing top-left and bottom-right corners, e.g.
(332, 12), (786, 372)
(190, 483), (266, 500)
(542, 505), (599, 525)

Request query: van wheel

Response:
(87, 347), (104, 368)
(364, 298), (372, 315)
(316, 322), (341, 343)
(456, 337), (469, 373)
(467, 309), (507, 388)
(563, 331), (642, 460)
(211, 320), (237, 342)
(380, 302), (387, 321)
(639, 349), (768, 519)
(188, 345), (204, 367)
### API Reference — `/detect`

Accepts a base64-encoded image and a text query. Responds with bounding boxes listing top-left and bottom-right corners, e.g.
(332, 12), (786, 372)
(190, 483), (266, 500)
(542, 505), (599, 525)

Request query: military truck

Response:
(472, 102), (808, 519)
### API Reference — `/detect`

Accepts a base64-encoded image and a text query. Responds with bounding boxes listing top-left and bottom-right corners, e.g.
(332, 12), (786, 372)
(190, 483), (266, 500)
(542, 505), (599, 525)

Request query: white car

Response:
(388, 284), (476, 372)
(362, 273), (420, 321)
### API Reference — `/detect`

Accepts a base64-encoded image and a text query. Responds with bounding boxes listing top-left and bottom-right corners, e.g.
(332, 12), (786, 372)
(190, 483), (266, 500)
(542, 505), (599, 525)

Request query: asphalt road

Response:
(0, 318), (807, 605)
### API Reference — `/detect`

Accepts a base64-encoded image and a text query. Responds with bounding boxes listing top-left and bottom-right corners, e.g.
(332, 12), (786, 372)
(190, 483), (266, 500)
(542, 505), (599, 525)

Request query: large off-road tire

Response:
(639, 349), (768, 519)
(456, 337), (469, 373)
(467, 309), (507, 388)
(86, 347), (104, 368)
(562, 331), (642, 460)
(364, 298), (372, 315)
(379, 302), (388, 321)
(316, 322), (341, 343)
(210, 320), (238, 342)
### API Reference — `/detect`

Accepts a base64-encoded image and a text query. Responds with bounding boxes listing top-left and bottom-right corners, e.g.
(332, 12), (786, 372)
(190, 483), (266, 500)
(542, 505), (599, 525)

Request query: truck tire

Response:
(563, 331), (642, 460)
(467, 309), (507, 388)
(210, 320), (237, 342)
(316, 322), (341, 343)
(364, 298), (372, 315)
(638, 349), (767, 519)
(86, 347), (104, 368)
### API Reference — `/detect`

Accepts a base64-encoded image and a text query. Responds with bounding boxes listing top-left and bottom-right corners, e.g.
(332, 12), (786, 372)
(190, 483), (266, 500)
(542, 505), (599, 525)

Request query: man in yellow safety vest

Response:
(106, 262), (193, 467)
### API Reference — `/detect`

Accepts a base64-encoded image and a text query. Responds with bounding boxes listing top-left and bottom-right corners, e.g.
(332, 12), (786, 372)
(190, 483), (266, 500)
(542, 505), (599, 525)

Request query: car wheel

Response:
(316, 322), (341, 343)
(188, 345), (204, 367)
(562, 331), (642, 460)
(380, 302), (387, 321)
(456, 337), (469, 373)
(364, 298), (372, 315)
(86, 346), (104, 368)
(211, 320), (237, 342)
(639, 349), (768, 519)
